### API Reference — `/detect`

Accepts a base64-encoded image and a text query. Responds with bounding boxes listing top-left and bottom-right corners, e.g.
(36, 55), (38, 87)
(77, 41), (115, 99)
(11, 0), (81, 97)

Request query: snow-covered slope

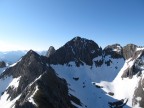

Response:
(97, 47), (144, 108)
(51, 56), (125, 108)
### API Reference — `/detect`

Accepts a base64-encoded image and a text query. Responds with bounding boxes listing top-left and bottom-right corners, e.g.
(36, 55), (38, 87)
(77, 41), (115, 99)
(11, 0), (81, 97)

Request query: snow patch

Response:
(28, 86), (39, 106)
(0, 67), (7, 75)
(9, 58), (22, 67)
(136, 47), (144, 51)
(8, 76), (21, 89)
(71, 46), (75, 55)
(0, 92), (21, 108)
(0, 76), (13, 96)
(133, 103), (142, 108)
(29, 75), (42, 87)
(27, 75), (42, 106)
(93, 56), (102, 61)
(136, 97), (142, 101)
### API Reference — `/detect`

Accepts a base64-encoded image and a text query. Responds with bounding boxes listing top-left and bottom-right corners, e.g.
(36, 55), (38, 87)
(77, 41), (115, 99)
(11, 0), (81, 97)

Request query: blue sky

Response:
(0, 0), (144, 51)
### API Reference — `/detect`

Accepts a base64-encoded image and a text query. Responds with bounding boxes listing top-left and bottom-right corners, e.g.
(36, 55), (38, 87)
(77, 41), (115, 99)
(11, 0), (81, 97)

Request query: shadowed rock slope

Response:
(0, 50), (74, 108)
(47, 36), (103, 66)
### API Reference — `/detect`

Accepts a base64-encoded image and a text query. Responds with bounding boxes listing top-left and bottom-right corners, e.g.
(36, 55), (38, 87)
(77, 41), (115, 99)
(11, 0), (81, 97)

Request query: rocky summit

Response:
(0, 61), (6, 68)
(48, 36), (102, 66)
(46, 46), (56, 58)
(0, 36), (144, 108)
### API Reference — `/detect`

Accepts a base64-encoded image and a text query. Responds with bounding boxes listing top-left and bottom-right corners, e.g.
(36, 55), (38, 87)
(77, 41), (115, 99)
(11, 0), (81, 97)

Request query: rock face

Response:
(0, 61), (6, 68)
(103, 44), (123, 58)
(122, 44), (137, 60)
(132, 51), (144, 107)
(48, 36), (102, 66)
(121, 50), (143, 78)
(46, 46), (56, 58)
(133, 78), (144, 108)
(0, 50), (74, 108)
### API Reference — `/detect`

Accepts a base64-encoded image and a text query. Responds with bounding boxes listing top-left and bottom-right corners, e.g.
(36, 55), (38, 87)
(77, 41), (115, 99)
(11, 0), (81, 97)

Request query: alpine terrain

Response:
(0, 37), (143, 108)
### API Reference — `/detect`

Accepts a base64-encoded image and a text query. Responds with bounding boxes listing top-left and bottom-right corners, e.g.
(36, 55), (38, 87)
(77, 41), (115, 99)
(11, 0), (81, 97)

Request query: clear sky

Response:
(0, 0), (144, 51)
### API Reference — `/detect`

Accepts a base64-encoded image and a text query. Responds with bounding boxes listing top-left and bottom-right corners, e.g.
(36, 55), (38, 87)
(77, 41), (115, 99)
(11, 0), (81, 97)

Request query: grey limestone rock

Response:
(122, 44), (137, 60)
(121, 50), (144, 78)
(46, 46), (56, 58)
(133, 78), (144, 108)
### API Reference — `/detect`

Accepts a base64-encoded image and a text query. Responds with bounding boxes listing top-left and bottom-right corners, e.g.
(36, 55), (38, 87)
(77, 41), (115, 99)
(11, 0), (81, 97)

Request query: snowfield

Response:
(51, 57), (126, 108)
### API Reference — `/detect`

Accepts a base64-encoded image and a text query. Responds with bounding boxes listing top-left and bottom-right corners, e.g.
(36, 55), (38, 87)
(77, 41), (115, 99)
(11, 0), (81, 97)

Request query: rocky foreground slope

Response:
(0, 37), (143, 108)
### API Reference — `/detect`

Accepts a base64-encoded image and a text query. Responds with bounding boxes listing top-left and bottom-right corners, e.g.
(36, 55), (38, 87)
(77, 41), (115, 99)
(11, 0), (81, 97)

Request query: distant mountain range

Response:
(0, 37), (143, 108)
(0, 50), (47, 64)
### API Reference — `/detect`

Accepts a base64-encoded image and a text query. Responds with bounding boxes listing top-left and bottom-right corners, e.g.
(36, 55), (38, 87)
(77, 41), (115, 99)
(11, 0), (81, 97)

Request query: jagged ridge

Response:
(0, 50), (74, 108)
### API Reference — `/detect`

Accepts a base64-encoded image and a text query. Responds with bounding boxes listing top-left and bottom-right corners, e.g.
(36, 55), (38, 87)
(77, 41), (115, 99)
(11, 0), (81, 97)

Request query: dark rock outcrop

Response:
(15, 68), (74, 108)
(122, 44), (137, 60)
(0, 61), (6, 68)
(48, 36), (102, 66)
(103, 44), (123, 59)
(46, 46), (56, 58)
(121, 50), (144, 78)
(108, 99), (128, 108)
(132, 51), (144, 107)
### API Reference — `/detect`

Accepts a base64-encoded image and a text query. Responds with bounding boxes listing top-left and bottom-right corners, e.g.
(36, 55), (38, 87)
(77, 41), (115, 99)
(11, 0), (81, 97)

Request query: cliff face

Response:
(46, 46), (56, 58)
(122, 44), (137, 60)
(132, 51), (144, 107)
(121, 49), (144, 78)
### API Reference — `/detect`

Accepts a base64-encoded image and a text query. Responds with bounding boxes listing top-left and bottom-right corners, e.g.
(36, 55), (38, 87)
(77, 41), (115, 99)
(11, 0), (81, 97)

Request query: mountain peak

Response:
(0, 51), (74, 108)
(0, 61), (6, 68)
(46, 46), (56, 58)
(66, 36), (99, 49)
(104, 43), (122, 52)
(71, 36), (94, 43)
(72, 36), (82, 41)
(103, 44), (123, 58)
(27, 50), (39, 56)
(48, 37), (102, 66)
(123, 44), (137, 60)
